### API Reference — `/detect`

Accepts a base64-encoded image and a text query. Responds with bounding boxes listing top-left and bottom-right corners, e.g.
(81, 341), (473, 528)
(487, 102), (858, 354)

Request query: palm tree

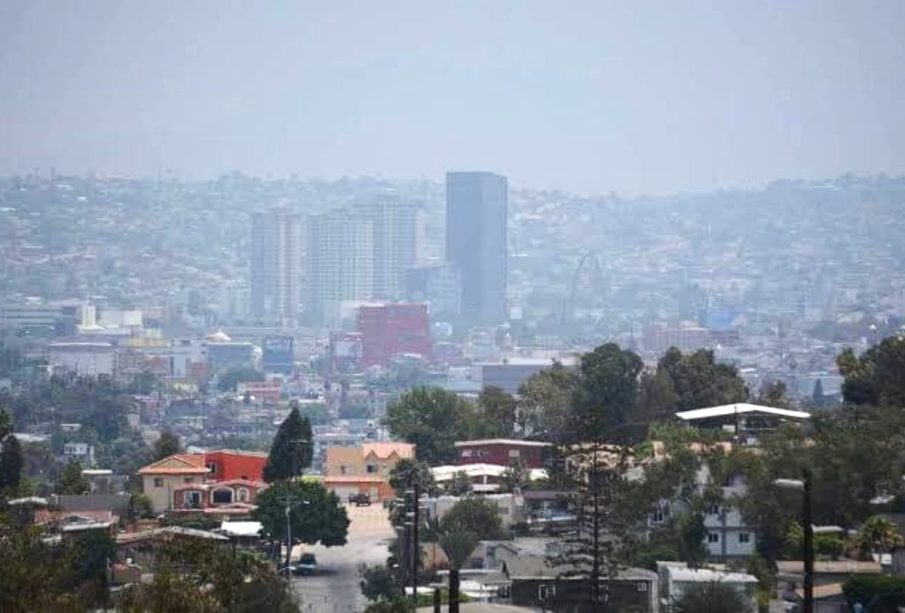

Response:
(438, 530), (479, 613)
(852, 515), (904, 560)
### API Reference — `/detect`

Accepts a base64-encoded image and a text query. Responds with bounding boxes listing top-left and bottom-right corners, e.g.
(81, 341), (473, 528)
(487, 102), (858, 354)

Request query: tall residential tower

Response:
(446, 171), (508, 322)
(250, 208), (301, 325)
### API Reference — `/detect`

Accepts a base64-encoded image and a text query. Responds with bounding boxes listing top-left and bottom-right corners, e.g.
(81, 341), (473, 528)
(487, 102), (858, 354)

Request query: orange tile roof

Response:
(362, 442), (415, 460)
(138, 454), (209, 475)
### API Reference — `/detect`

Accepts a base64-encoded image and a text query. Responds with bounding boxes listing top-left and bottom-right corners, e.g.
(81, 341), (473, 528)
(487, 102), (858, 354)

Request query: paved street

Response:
(292, 503), (395, 612)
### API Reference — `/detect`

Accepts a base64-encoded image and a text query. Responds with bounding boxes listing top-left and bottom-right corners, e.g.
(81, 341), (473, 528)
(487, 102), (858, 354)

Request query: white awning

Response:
(676, 403), (810, 421)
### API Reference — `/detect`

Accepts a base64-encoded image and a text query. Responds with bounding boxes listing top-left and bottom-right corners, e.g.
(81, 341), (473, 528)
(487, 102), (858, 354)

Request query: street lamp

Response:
(774, 469), (813, 613)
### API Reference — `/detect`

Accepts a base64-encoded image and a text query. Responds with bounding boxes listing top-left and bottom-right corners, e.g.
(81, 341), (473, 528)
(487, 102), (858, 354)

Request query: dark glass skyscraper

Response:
(445, 171), (508, 322)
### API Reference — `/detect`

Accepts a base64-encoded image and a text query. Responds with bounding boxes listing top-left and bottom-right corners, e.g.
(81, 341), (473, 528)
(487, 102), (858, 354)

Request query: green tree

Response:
(843, 575), (905, 613)
(0, 525), (76, 612)
(262, 406), (312, 482)
(216, 367), (264, 393)
(56, 460), (90, 495)
(571, 343), (643, 441)
(117, 536), (296, 612)
(60, 529), (116, 607)
(0, 433), (23, 491)
(499, 458), (529, 493)
(657, 347), (748, 413)
(838, 336), (905, 407)
(516, 362), (577, 442)
(445, 470), (472, 496)
(388, 458), (436, 497)
(677, 512), (709, 568)
(636, 369), (679, 426)
(851, 515), (904, 560)
(671, 581), (752, 613)
(478, 386), (518, 438)
(385, 387), (479, 465)
(812, 378), (825, 408)
(440, 495), (505, 540)
(152, 429), (181, 461)
(359, 563), (404, 602)
(253, 480), (350, 548)
(0, 408), (11, 439)
(438, 529), (479, 613)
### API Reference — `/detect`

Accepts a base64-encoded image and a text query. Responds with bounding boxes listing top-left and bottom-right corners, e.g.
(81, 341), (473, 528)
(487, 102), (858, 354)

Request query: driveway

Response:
(292, 503), (395, 612)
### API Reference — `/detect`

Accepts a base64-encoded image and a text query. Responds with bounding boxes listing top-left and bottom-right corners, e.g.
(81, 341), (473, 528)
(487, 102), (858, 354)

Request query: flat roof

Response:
(675, 403), (810, 421)
(454, 439), (551, 448)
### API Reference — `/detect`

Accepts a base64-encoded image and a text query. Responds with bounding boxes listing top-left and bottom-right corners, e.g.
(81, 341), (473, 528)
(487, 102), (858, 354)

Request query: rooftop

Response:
(362, 442), (415, 460)
(454, 439), (551, 448)
(675, 403), (811, 421)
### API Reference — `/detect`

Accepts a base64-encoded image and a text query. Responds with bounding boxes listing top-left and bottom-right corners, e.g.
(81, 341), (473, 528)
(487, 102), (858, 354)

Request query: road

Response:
(292, 503), (395, 613)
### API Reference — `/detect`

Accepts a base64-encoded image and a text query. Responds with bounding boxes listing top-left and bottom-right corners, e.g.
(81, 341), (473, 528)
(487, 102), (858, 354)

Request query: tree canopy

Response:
(516, 361), (577, 442)
(440, 495), (505, 541)
(671, 581), (752, 613)
(152, 429), (181, 461)
(838, 336), (905, 407)
(56, 460), (89, 495)
(262, 406), (312, 482)
(384, 387), (482, 465)
(478, 386), (518, 439)
(253, 480), (350, 547)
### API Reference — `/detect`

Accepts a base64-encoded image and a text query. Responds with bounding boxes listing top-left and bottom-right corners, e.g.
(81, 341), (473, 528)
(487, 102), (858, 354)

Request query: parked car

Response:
(348, 493), (371, 506)
(292, 553), (318, 576)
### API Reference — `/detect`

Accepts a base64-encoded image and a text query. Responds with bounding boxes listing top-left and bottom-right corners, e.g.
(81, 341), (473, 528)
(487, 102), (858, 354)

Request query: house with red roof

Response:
(138, 450), (269, 513)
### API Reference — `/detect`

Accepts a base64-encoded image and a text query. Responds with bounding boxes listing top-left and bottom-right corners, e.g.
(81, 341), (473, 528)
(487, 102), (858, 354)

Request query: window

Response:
(461, 449), (473, 458)
(738, 532), (751, 544)
(652, 504), (670, 523)
(706, 503), (720, 515)
(366, 464), (378, 474)
(185, 491), (201, 508)
(206, 462), (217, 475)
(637, 582), (648, 592)
(707, 533), (720, 543)
(237, 487), (250, 502)
(340, 465), (347, 475)
(508, 449), (521, 458)
(538, 584), (556, 600)
(153, 477), (164, 488)
(212, 489), (233, 504)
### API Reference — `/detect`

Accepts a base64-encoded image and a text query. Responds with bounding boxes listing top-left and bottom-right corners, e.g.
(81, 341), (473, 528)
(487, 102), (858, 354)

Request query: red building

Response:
(202, 450), (268, 482)
(357, 303), (432, 368)
(454, 439), (551, 469)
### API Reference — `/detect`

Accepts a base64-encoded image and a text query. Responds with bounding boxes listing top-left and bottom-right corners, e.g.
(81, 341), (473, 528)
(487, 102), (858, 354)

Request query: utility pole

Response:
(803, 468), (814, 613)
(408, 480), (421, 604)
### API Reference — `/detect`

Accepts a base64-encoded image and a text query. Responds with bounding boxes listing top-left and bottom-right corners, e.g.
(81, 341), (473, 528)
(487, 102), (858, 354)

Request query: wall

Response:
(456, 443), (548, 468)
(142, 474), (204, 513)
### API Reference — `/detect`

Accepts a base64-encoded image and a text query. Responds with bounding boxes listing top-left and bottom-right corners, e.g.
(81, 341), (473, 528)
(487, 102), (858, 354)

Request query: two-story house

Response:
(323, 442), (414, 501)
(138, 450), (268, 513)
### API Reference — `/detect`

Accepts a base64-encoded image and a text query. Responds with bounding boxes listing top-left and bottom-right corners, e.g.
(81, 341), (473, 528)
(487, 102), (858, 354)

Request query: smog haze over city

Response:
(2, 2), (905, 612)
(2, 0), (905, 193)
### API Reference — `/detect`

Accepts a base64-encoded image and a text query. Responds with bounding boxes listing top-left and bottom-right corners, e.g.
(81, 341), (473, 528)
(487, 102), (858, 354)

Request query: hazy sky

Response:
(1, 1), (904, 194)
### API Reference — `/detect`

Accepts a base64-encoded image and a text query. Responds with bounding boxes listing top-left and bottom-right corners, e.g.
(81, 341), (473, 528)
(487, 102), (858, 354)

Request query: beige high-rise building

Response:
(250, 208), (301, 325)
